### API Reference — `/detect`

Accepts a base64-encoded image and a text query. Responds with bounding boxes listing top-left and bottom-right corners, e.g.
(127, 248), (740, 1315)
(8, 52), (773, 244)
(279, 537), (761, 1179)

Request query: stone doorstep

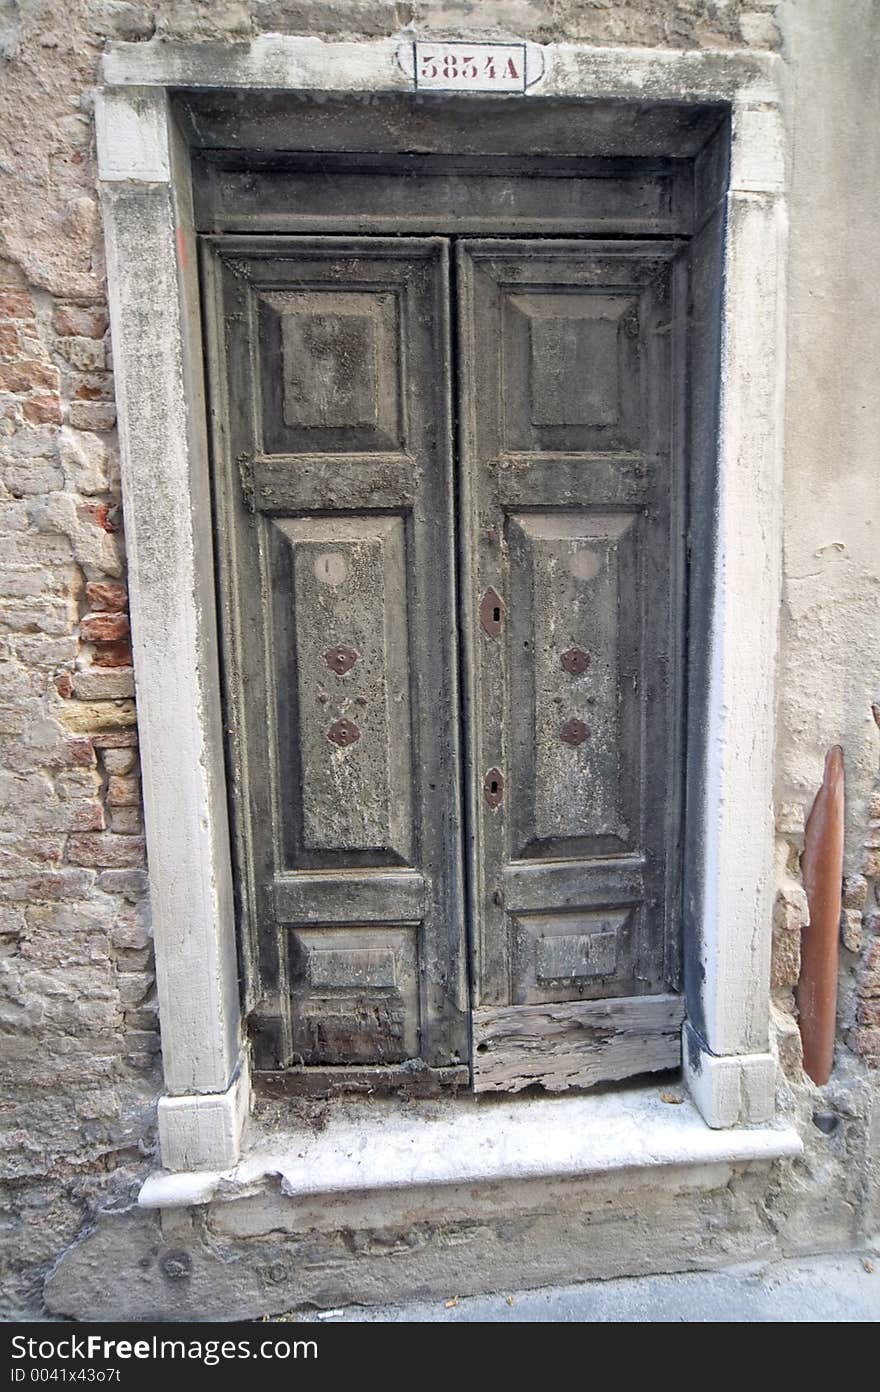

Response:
(139, 1085), (803, 1210)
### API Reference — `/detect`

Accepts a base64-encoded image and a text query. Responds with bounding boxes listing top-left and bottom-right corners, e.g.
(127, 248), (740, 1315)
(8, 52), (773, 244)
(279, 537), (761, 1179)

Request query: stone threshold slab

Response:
(139, 1085), (803, 1210)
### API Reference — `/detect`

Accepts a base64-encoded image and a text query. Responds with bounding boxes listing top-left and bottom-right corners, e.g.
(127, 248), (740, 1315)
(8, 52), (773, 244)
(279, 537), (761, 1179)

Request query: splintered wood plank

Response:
(472, 993), (684, 1093)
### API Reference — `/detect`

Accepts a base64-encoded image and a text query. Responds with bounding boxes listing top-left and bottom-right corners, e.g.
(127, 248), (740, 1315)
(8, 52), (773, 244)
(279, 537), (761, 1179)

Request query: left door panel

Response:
(201, 237), (468, 1078)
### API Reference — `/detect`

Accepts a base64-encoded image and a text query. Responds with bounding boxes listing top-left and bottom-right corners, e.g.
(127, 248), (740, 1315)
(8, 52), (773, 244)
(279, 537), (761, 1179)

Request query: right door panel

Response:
(457, 240), (686, 1091)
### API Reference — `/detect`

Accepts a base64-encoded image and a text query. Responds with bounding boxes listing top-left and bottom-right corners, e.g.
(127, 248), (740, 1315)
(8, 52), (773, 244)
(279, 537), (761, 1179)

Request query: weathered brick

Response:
(850, 1027), (880, 1063)
(74, 504), (114, 540)
(122, 1029), (160, 1055)
(0, 870), (96, 902)
(55, 338), (107, 372)
(0, 904), (26, 935)
(108, 911), (151, 952)
(857, 1000), (880, 1028)
(0, 324), (20, 356)
(55, 769), (101, 800)
(66, 402), (116, 432)
(92, 640), (132, 668)
(863, 847), (880, 878)
(72, 668), (134, 700)
(117, 972), (154, 1008)
(843, 874), (868, 910)
(0, 361), (60, 394)
(109, 807), (143, 835)
(91, 729), (139, 749)
(23, 397), (63, 426)
(72, 372), (114, 402)
(101, 748), (136, 776)
(861, 940), (880, 997)
(66, 834), (146, 869)
(772, 1005), (803, 1082)
(116, 946), (152, 973)
(107, 775), (140, 808)
(84, 581), (127, 613)
(0, 706), (26, 735)
(841, 908), (864, 955)
(124, 1006), (159, 1031)
(0, 291), (35, 319)
(55, 698), (137, 735)
(0, 834), (65, 874)
(80, 612), (129, 644)
(98, 869), (148, 901)
(53, 305), (109, 339)
(76, 1091), (122, 1121)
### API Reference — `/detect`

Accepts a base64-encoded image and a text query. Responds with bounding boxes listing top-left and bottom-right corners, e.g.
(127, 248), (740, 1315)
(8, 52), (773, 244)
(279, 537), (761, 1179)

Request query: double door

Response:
(204, 235), (685, 1093)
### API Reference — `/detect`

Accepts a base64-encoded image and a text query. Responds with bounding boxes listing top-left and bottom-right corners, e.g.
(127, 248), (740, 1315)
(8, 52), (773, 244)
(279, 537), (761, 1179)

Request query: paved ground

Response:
(301, 1252), (880, 1322)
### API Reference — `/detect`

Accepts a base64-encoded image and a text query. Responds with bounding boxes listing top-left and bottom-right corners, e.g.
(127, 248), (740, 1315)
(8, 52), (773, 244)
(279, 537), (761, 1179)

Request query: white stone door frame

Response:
(96, 37), (787, 1172)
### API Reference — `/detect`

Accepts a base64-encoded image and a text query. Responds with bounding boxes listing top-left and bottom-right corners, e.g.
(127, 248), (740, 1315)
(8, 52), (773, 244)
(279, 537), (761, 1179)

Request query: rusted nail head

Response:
(561, 647), (590, 675)
(560, 718), (589, 746)
(324, 645), (358, 676)
(327, 718), (360, 747)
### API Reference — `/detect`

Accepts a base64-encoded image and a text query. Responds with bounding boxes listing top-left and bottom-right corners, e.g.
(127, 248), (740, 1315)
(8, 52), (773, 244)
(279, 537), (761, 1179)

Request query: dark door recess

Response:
(202, 230), (686, 1096)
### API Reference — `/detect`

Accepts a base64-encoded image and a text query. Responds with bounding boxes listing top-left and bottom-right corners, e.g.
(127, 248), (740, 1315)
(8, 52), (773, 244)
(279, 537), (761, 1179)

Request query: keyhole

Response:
(493, 607), (500, 623)
(490, 779), (498, 794)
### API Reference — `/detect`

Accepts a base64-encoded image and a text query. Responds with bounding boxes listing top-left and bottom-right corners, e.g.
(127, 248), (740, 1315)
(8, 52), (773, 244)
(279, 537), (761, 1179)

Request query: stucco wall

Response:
(0, 0), (877, 1318)
(773, 0), (880, 1070)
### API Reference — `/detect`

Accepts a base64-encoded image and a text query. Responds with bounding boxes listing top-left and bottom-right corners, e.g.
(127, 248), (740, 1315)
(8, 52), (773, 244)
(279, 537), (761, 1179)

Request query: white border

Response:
(96, 37), (787, 1169)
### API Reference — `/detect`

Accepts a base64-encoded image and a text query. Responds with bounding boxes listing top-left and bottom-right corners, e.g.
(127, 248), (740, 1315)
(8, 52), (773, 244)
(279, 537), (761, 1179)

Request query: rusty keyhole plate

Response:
(327, 718), (360, 747)
(560, 718), (589, 747)
(324, 645), (359, 676)
(561, 647), (590, 675)
(479, 587), (505, 639)
(483, 767), (504, 809)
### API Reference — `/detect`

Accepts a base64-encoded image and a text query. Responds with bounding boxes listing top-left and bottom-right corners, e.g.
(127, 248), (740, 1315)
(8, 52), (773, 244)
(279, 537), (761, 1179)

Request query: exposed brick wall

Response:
(849, 775), (880, 1067)
(0, 254), (160, 1314)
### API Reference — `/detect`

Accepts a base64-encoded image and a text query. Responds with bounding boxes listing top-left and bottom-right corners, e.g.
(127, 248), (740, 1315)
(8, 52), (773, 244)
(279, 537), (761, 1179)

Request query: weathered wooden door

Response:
(204, 237), (468, 1080)
(457, 242), (685, 1091)
(204, 233), (685, 1091)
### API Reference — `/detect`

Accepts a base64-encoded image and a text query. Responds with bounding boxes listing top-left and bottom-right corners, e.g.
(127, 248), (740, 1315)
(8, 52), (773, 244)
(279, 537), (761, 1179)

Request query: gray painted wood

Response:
(205, 229), (686, 1092)
(457, 242), (686, 1042)
(472, 994), (685, 1093)
(194, 153), (691, 238)
(176, 91), (724, 161)
(203, 236), (467, 1072)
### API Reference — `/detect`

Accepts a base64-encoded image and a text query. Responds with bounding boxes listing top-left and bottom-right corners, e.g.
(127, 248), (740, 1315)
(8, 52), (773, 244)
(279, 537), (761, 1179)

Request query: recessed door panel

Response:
(259, 287), (404, 454)
(500, 289), (642, 453)
(507, 511), (640, 858)
(269, 514), (414, 866)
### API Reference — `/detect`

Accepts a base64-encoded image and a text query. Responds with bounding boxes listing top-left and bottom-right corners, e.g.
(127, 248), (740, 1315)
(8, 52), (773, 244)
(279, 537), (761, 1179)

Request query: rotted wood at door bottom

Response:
(472, 994), (685, 1093)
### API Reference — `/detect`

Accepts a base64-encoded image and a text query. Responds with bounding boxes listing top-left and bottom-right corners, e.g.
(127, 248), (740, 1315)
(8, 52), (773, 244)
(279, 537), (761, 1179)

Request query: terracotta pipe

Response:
(797, 745), (845, 1085)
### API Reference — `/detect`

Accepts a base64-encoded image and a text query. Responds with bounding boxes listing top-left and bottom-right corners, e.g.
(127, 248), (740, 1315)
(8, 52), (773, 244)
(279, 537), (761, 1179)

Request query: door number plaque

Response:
(406, 41), (543, 94)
